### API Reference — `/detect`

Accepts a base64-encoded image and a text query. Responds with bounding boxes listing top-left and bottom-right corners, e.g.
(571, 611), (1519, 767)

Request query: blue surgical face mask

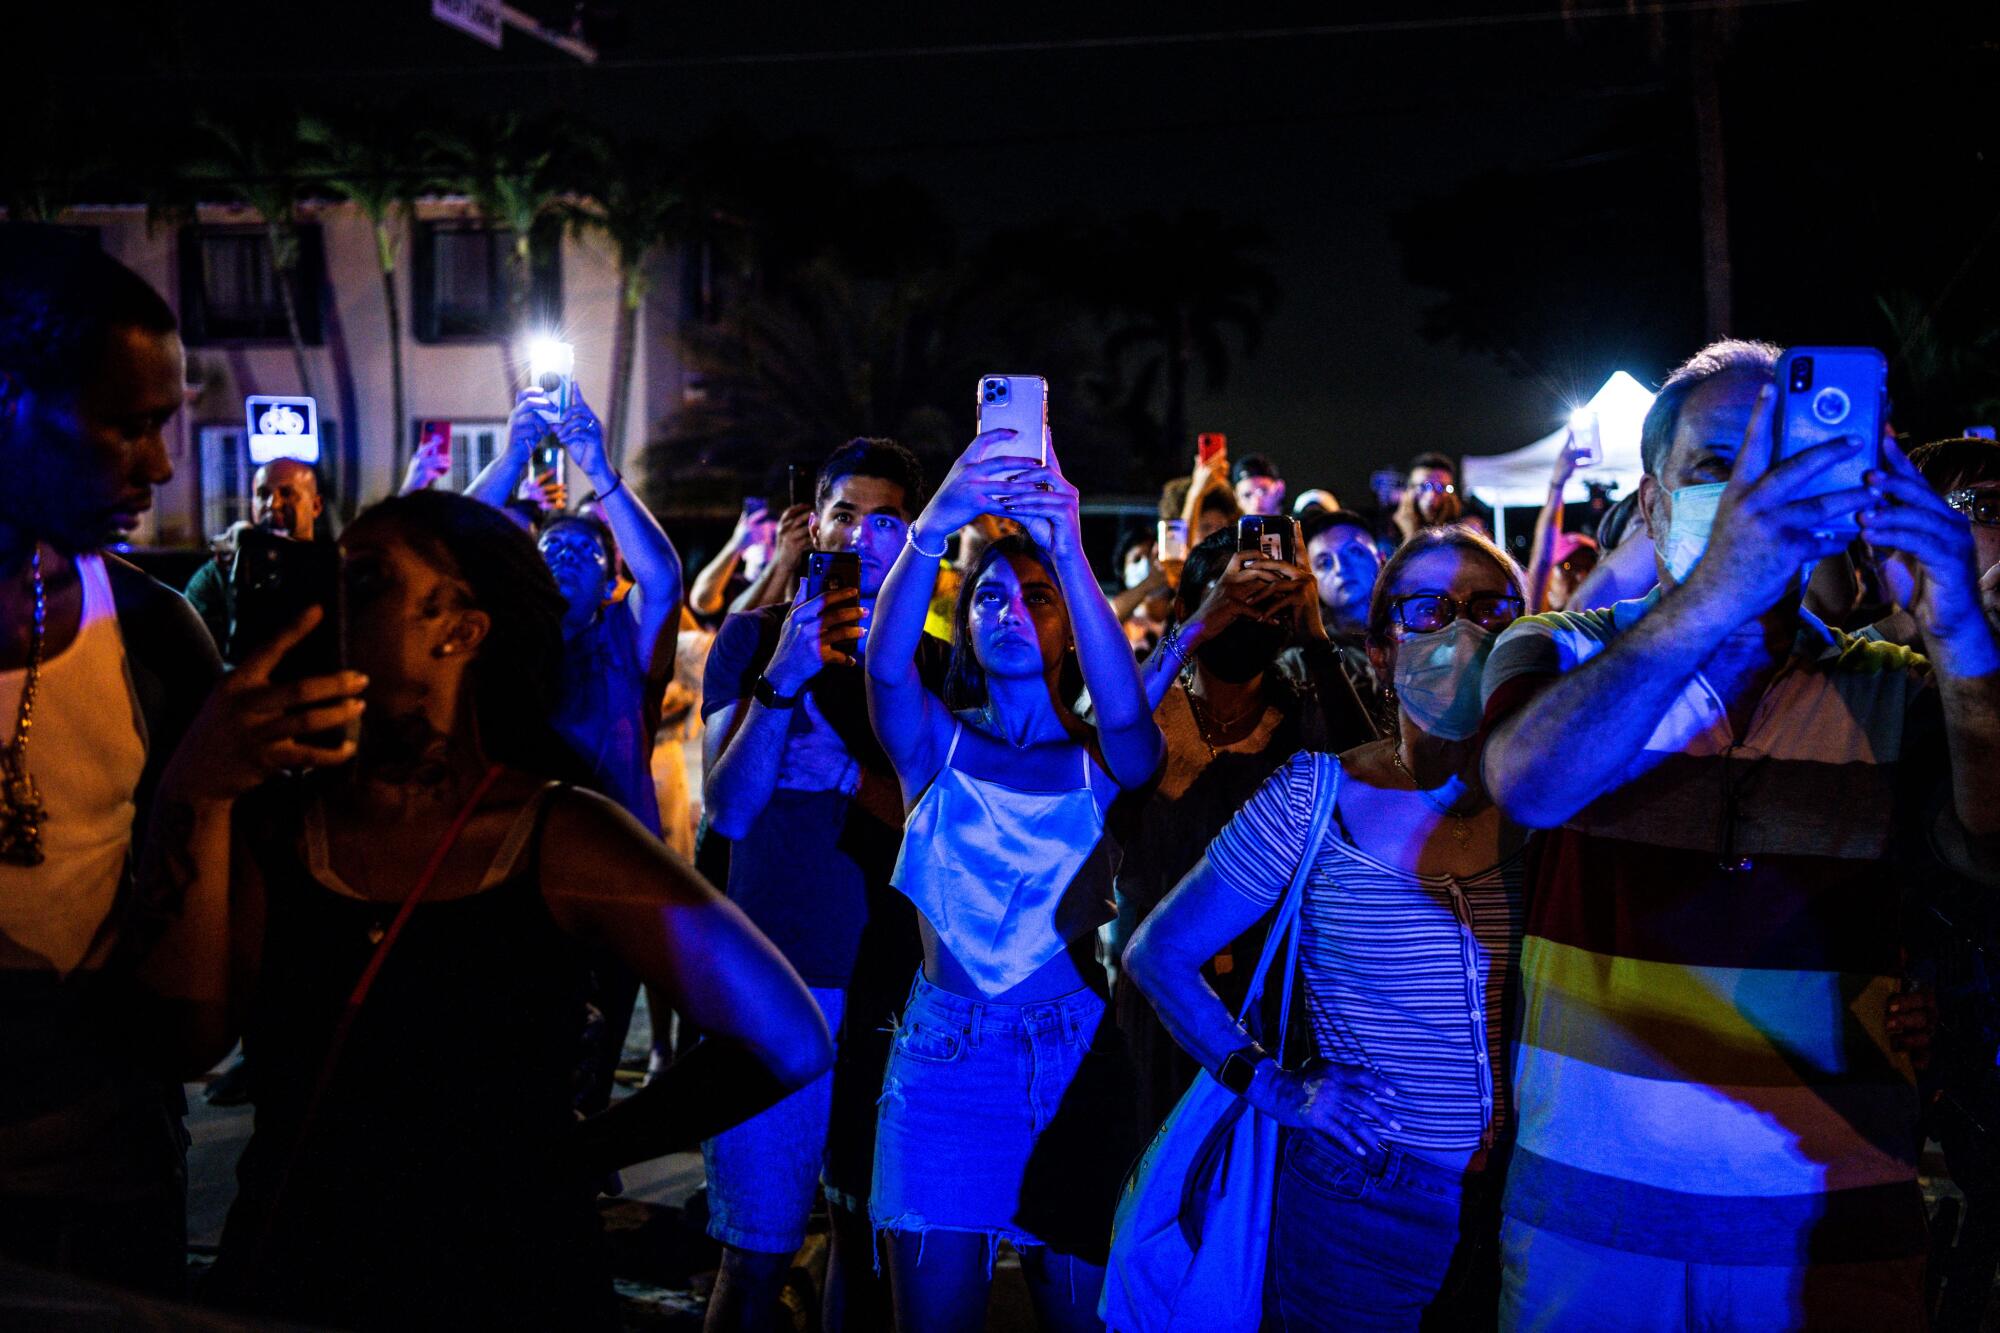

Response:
(1655, 482), (1728, 585)
(1393, 619), (1496, 741)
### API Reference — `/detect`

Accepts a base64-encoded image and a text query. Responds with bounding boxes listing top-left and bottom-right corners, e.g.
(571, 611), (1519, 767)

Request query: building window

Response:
(411, 220), (561, 342)
(197, 424), (251, 539)
(414, 419), (510, 491)
(177, 225), (326, 345)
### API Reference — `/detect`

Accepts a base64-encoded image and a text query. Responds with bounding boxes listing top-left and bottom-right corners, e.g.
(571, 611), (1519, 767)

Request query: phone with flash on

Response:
(973, 375), (1048, 464)
(528, 339), (575, 426)
(803, 551), (861, 601)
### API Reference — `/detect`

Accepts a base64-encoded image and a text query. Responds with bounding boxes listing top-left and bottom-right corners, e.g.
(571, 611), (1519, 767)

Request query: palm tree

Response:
(1086, 212), (1279, 465)
(427, 113), (568, 387)
(187, 112), (319, 401)
(300, 111), (432, 468)
(564, 133), (686, 468)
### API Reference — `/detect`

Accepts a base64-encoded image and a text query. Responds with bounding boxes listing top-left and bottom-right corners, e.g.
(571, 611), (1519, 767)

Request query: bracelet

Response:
(1153, 622), (1191, 673)
(596, 473), (625, 501)
(906, 525), (948, 559)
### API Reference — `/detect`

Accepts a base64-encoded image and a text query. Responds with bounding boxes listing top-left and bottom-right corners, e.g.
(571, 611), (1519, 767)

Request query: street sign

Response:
(432, 0), (503, 50)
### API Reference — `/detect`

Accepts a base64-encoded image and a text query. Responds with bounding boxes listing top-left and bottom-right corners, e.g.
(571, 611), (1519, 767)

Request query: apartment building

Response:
(60, 198), (688, 549)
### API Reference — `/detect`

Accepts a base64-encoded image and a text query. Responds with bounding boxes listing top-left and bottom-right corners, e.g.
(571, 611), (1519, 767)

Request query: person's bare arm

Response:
(690, 517), (753, 617)
(1566, 527), (1656, 611)
(1525, 434), (1586, 612)
(703, 590), (861, 838)
(131, 611), (365, 1075)
(548, 382), (683, 675)
(542, 790), (832, 1172)
(466, 396), (544, 510)
(731, 504), (809, 613)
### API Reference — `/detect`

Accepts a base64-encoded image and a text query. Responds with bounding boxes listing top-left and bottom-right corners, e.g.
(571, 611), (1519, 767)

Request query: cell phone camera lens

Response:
(1811, 387), (1851, 426)
(1790, 358), (1813, 393)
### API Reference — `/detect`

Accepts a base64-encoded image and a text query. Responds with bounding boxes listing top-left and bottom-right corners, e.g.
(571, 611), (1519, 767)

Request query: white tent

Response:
(1460, 371), (1656, 545)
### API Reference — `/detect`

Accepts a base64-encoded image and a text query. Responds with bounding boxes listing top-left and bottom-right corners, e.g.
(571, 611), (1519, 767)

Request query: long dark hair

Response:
(941, 532), (1084, 712)
(344, 491), (590, 785)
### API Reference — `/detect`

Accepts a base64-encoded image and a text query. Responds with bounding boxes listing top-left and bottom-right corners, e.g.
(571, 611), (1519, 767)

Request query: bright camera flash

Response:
(1569, 406), (1596, 429)
(526, 337), (575, 384)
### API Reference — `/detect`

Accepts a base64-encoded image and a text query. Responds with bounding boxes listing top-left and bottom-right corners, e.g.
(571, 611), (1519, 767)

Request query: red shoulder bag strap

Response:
(255, 764), (507, 1256)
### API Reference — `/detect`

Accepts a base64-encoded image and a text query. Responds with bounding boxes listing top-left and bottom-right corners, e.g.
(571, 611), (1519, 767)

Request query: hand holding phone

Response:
(1774, 347), (1886, 511)
(1197, 432), (1228, 471)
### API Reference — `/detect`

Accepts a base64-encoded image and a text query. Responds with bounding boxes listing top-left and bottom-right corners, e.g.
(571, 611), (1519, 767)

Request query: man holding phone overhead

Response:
(1480, 339), (2000, 1328)
(699, 437), (944, 1333)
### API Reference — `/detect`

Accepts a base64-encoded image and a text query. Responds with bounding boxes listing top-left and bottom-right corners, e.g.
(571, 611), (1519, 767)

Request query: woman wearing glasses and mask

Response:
(1124, 524), (1530, 1330)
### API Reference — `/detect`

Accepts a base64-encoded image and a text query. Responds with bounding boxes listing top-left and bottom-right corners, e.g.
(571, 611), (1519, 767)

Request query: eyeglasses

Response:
(1945, 487), (2000, 528)
(1388, 592), (1524, 633)
(539, 538), (607, 570)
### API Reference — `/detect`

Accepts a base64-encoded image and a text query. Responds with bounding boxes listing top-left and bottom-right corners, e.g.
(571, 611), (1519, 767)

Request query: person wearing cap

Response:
(1291, 487), (1339, 519)
(1232, 452), (1287, 517)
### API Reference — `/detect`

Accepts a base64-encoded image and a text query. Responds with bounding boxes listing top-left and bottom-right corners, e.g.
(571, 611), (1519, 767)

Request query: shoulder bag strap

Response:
(1233, 753), (1341, 1031)
(255, 763), (506, 1258)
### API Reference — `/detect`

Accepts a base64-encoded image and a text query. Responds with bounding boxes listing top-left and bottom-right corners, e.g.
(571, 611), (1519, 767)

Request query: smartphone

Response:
(787, 463), (808, 509)
(803, 551), (861, 601)
(228, 529), (349, 749)
(1197, 432), (1228, 469)
(528, 339), (576, 426)
(1774, 347), (1886, 506)
(1237, 514), (1295, 564)
(1157, 519), (1189, 564)
(974, 375), (1048, 464)
(531, 438), (564, 492)
(1568, 408), (1602, 468)
(416, 419), (452, 467)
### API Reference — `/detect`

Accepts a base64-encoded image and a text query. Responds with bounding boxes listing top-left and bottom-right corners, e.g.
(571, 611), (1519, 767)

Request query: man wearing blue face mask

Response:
(1477, 339), (2000, 1329)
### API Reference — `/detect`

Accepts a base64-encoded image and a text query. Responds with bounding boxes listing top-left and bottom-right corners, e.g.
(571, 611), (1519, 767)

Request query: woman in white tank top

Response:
(865, 428), (1163, 1331)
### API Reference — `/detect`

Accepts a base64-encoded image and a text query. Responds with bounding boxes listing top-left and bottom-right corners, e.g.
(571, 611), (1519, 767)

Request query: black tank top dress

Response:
(207, 781), (614, 1330)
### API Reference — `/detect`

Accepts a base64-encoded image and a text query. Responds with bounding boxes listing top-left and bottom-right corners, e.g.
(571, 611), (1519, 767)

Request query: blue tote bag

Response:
(1101, 754), (1336, 1333)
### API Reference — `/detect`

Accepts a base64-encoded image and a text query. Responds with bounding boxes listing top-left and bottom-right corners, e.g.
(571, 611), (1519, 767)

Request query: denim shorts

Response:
(1267, 1131), (1469, 1332)
(703, 986), (863, 1255)
(870, 974), (1137, 1264)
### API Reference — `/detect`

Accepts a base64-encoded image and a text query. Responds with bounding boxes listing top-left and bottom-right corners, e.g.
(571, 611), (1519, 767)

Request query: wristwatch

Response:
(1217, 1043), (1271, 1097)
(753, 674), (801, 709)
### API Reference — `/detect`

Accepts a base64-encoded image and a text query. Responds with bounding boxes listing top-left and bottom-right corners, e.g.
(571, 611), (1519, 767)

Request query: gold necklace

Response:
(0, 547), (49, 866)
(1389, 740), (1472, 846)
(1178, 661), (1263, 761)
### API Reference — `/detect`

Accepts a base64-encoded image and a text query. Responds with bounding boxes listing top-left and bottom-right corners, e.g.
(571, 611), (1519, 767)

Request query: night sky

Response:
(19, 2), (2000, 505)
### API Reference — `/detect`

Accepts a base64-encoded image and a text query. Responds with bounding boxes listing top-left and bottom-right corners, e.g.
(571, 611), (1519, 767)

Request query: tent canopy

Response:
(1460, 371), (1656, 510)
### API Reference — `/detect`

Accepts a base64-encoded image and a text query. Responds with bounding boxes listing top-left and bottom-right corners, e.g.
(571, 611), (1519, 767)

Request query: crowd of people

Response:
(3, 226), (1998, 1333)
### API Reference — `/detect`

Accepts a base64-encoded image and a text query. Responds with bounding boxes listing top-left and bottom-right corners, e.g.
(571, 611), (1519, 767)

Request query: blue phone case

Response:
(1773, 346), (1885, 514)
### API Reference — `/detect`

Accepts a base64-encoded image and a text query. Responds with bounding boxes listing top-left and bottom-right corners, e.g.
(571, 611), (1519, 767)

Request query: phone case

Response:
(1774, 347), (1886, 505)
(974, 375), (1048, 464)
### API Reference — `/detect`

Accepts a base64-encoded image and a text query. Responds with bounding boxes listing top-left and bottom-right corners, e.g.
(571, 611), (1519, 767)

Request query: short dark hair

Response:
(815, 437), (925, 515)
(1232, 452), (1280, 483)
(1908, 437), (2000, 495)
(1639, 339), (1781, 479)
(1302, 508), (1374, 546)
(0, 226), (177, 399)
(1365, 523), (1526, 649)
(1408, 451), (1457, 479)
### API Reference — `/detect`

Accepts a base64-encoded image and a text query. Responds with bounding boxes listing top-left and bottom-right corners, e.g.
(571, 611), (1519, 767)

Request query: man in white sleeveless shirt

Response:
(0, 228), (222, 1296)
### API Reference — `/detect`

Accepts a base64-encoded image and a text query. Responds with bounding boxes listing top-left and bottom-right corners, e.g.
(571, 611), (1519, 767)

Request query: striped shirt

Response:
(1480, 589), (1934, 1266)
(1207, 752), (1525, 1152)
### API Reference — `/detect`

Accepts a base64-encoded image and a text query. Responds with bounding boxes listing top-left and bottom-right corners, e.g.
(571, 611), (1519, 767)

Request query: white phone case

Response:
(974, 375), (1048, 464)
